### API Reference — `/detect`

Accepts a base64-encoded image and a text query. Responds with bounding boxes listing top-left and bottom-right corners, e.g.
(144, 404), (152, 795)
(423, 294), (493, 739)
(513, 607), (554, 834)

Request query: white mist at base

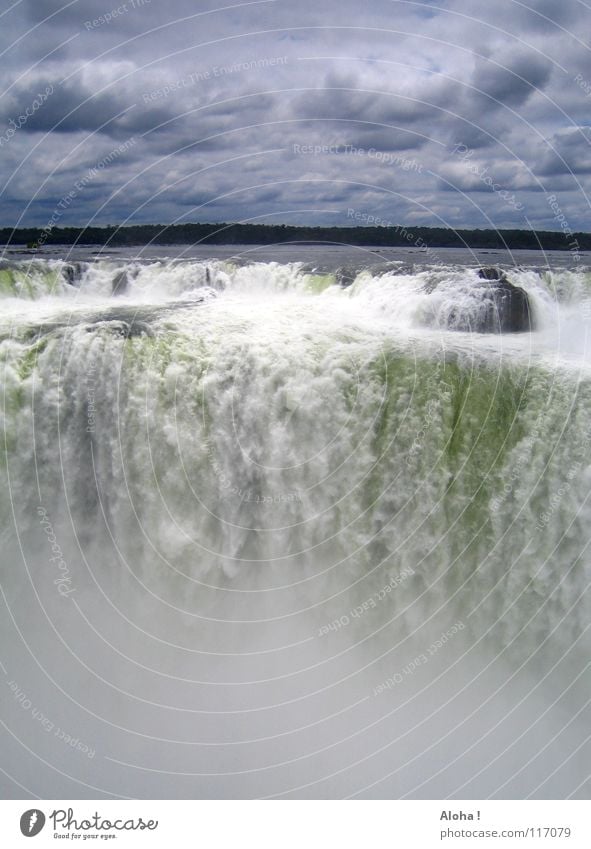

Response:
(1, 257), (590, 799)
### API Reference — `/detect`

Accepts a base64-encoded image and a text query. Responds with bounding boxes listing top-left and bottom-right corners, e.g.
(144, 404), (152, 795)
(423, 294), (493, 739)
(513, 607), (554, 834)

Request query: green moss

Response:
(124, 332), (211, 411)
(43, 270), (63, 295)
(0, 270), (16, 295)
(125, 333), (174, 370)
(362, 351), (418, 507)
(17, 338), (50, 380)
(445, 364), (528, 470)
(304, 273), (336, 294)
(436, 362), (531, 563)
(0, 268), (63, 299)
(362, 350), (533, 532)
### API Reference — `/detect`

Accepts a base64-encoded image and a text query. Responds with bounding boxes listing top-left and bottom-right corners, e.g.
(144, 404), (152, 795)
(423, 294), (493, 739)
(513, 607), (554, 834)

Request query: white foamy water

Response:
(1, 253), (590, 799)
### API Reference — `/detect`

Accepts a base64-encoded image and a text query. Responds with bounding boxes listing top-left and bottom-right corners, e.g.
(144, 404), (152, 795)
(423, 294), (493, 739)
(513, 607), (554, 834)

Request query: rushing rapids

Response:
(1, 250), (590, 799)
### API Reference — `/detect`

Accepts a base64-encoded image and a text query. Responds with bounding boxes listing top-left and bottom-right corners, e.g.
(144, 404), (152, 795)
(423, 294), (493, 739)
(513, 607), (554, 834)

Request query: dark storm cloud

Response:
(0, 0), (589, 231)
(497, 0), (580, 32)
(290, 70), (462, 157)
(449, 0), (580, 35)
(0, 76), (175, 135)
(470, 51), (553, 109)
(20, 0), (221, 30)
(536, 128), (591, 177)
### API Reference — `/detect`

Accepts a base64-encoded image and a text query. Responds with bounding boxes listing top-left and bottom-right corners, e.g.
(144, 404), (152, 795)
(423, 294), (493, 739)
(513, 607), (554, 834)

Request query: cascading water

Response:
(1, 250), (590, 799)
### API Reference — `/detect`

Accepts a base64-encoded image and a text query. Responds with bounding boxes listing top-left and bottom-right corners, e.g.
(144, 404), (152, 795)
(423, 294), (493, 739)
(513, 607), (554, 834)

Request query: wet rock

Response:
(62, 263), (84, 286)
(474, 269), (533, 332)
(205, 266), (226, 291)
(112, 270), (129, 295)
(84, 319), (154, 338)
(478, 266), (508, 282)
(336, 267), (358, 287)
(424, 269), (534, 333)
(123, 320), (154, 338)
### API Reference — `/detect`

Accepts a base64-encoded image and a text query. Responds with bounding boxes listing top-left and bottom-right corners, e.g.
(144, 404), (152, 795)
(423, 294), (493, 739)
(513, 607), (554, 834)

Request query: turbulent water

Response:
(1, 248), (590, 799)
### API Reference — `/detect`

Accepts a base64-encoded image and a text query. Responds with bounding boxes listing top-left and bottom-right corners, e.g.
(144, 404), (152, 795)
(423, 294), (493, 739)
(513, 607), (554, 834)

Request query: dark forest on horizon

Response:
(1, 222), (590, 251)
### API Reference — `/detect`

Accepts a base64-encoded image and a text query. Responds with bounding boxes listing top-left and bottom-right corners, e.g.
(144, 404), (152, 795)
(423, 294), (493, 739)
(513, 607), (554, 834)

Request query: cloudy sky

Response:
(0, 0), (590, 232)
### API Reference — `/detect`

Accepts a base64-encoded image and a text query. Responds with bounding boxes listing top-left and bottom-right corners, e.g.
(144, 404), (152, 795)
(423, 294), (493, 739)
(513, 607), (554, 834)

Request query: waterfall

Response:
(1, 256), (589, 798)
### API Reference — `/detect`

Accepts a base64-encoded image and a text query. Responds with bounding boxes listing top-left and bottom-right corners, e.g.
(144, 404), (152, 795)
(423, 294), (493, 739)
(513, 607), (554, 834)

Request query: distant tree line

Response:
(1, 222), (589, 251)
